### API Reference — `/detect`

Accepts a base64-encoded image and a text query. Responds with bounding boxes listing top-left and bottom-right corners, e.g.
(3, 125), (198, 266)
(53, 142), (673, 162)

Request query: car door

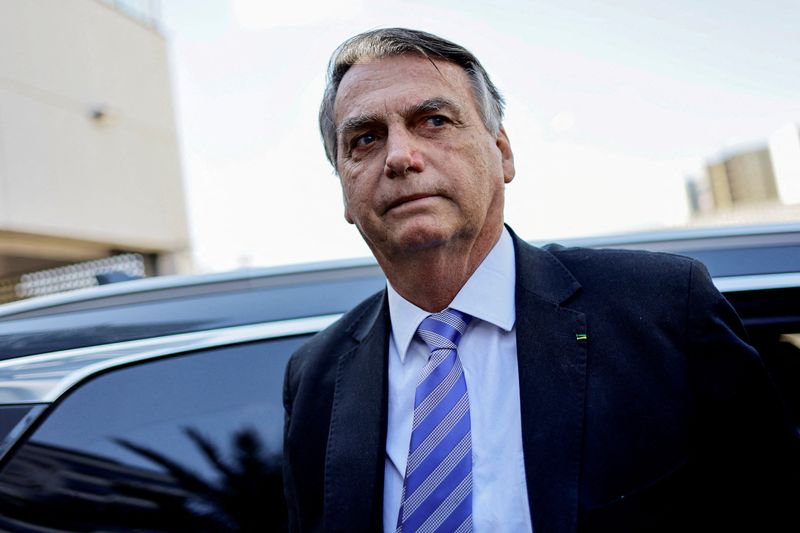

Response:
(0, 335), (308, 532)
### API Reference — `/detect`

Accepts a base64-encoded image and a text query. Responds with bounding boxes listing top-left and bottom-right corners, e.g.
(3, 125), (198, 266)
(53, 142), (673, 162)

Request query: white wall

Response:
(0, 0), (188, 253)
(769, 124), (800, 206)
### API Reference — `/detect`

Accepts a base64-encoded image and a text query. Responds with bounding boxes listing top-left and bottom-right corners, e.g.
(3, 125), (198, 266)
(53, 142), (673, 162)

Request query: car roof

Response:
(3, 222), (799, 315)
(1, 223), (799, 360)
(0, 259), (386, 359)
(0, 256), (380, 319)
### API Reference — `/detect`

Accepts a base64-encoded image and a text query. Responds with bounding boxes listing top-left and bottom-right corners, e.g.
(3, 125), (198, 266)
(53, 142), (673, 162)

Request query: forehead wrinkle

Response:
(335, 57), (469, 121)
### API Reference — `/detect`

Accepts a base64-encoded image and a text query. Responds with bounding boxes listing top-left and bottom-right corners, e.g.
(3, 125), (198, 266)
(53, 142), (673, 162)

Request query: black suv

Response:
(0, 225), (798, 531)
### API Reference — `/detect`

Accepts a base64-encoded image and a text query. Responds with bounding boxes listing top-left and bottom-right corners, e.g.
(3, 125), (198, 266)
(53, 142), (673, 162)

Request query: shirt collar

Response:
(386, 227), (517, 363)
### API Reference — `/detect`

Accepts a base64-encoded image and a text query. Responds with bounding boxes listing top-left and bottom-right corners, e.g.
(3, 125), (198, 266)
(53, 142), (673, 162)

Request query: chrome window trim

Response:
(0, 313), (341, 405)
(0, 404), (47, 462)
(714, 272), (800, 293)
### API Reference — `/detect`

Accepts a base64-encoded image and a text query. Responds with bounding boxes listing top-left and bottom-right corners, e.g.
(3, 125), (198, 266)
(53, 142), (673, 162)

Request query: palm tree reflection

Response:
(115, 426), (286, 532)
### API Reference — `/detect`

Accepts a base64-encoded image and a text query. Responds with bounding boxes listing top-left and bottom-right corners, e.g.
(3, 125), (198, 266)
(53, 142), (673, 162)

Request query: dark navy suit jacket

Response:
(283, 231), (797, 532)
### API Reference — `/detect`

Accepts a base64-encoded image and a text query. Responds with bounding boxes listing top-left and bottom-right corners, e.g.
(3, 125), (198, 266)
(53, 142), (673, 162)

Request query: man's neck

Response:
(379, 225), (503, 312)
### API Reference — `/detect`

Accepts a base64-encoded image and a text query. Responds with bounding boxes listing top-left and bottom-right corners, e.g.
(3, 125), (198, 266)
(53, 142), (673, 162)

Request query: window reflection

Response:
(0, 427), (285, 531)
(0, 337), (303, 531)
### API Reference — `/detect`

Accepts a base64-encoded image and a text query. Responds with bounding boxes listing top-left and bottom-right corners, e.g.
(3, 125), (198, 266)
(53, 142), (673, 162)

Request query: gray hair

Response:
(319, 28), (505, 169)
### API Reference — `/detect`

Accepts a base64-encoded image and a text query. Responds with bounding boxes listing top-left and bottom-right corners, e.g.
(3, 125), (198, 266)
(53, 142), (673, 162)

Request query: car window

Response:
(728, 286), (800, 434)
(749, 329), (800, 435)
(0, 335), (306, 532)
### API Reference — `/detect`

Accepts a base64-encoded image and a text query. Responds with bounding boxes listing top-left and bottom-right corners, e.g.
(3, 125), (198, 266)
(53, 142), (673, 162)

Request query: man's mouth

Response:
(385, 193), (439, 213)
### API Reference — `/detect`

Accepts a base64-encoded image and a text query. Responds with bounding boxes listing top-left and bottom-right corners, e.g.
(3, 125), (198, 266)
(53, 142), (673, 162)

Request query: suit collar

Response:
(511, 230), (587, 533)
(508, 225), (581, 305)
(386, 226), (517, 363)
(346, 289), (388, 343)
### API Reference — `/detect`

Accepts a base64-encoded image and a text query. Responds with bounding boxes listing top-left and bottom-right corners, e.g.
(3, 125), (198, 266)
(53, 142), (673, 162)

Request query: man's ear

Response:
(496, 126), (515, 184)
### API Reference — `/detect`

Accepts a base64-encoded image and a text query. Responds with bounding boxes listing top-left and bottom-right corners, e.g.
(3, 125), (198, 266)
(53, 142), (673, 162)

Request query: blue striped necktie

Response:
(397, 308), (473, 533)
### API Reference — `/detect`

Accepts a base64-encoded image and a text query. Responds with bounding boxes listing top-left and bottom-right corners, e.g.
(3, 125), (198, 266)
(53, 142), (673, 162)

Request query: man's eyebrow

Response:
(338, 113), (383, 139)
(404, 97), (463, 117)
(337, 97), (464, 140)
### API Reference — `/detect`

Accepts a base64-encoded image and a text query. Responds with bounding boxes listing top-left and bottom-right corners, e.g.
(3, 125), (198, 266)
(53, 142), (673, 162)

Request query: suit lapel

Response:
(512, 233), (587, 533)
(323, 292), (390, 532)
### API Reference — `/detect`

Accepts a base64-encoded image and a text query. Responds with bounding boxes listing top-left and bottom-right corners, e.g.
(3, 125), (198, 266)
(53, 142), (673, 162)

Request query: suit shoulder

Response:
(538, 244), (715, 308)
(542, 243), (699, 281)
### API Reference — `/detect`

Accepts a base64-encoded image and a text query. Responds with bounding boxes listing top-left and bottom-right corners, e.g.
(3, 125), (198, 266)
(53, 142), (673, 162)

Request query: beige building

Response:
(685, 133), (800, 228)
(0, 0), (189, 301)
(687, 123), (800, 222)
(708, 148), (778, 208)
(688, 145), (779, 216)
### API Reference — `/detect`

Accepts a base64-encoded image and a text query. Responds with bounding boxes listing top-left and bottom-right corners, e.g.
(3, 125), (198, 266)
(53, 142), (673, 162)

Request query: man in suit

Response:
(283, 28), (797, 532)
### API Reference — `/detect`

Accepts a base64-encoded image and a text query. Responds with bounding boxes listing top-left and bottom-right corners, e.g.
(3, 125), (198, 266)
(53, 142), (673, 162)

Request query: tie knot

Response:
(416, 308), (472, 352)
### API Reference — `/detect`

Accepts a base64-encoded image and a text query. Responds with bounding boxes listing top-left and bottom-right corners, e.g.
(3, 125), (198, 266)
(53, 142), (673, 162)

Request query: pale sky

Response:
(159, 0), (800, 272)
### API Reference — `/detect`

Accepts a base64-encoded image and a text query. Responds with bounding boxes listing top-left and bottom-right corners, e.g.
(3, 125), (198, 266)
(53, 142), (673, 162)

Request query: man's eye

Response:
(426, 115), (448, 127)
(354, 133), (377, 147)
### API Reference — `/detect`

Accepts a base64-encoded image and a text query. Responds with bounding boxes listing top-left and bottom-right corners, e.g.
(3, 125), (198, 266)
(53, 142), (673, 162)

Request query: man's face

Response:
(333, 54), (515, 263)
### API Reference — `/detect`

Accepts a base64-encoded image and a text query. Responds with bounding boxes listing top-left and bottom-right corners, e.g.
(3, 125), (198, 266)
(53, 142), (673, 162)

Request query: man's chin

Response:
(359, 218), (467, 260)
(389, 224), (454, 255)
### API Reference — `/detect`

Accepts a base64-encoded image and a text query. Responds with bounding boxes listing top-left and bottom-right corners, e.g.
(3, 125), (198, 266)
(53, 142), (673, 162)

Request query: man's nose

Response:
(384, 128), (425, 179)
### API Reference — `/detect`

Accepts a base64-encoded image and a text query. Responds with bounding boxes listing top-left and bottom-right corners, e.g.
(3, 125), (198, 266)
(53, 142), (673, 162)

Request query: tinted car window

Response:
(0, 336), (306, 532)
(748, 330), (800, 435)
(727, 286), (800, 434)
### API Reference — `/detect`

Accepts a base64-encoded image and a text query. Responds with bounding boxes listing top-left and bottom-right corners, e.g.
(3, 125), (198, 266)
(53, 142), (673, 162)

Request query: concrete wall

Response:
(0, 0), (189, 261)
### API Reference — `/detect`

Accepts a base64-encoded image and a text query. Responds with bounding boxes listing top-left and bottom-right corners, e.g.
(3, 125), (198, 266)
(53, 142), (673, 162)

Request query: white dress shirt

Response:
(383, 227), (534, 532)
